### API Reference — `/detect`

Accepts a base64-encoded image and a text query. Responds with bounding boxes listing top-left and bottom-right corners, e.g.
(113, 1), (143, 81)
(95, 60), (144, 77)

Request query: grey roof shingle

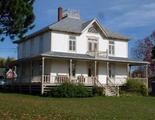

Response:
(49, 17), (93, 34)
(14, 17), (130, 43)
(49, 17), (130, 40)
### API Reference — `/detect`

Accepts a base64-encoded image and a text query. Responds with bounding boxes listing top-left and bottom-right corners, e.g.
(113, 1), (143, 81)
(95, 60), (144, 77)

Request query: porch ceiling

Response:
(41, 51), (149, 65)
(13, 51), (149, 66)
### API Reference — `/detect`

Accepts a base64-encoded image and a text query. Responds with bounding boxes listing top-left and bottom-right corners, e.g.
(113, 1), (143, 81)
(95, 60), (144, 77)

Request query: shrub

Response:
(47, 82), (92, 98)
(125, 79), (147, 96)
(92, 86), (104, 96)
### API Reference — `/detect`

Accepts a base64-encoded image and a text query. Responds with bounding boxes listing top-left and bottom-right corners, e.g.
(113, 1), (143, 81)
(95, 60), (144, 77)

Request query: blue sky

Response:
(1, 0), (155, 58)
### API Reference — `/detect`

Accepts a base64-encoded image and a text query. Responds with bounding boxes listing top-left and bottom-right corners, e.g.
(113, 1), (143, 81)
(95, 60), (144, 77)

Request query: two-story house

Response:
(14, 7), (149, 96)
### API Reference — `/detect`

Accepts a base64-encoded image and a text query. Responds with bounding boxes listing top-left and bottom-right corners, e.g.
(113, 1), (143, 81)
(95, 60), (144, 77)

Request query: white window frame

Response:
(69, 36), (76, 52)
(39, 35), (43, 53)
(88, 26), (98, 33)
(109, 40), (115, 56)
(22, 42), (26, 58)
(30, 39), (34, 56)
(88, 38), (98, 52)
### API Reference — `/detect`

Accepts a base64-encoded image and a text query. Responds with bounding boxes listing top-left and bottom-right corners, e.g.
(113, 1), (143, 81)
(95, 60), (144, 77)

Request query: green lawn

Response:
(0, 93), (155, 120)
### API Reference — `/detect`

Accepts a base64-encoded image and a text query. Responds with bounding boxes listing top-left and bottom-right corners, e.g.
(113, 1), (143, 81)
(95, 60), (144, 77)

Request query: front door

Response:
(88, 62), (95, 77)
(109, 63), (115, 78)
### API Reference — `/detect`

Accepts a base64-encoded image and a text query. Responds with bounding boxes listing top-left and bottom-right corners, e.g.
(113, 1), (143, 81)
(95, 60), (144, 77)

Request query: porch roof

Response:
(41, 51), (149, 65)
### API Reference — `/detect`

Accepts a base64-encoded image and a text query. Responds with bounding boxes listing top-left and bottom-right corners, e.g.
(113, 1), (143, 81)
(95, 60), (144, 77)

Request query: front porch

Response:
(14, 53), (149, 95)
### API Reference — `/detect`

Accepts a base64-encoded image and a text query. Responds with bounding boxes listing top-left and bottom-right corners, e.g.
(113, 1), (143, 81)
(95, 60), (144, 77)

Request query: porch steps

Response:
(104, 86), (119, 96)
(42, 83), (120, 96)
(43, 85), (57, 94)
(43, 85), (93, 94)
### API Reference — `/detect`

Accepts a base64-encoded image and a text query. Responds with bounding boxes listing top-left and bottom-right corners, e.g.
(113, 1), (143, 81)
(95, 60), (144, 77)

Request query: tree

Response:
(152, 46), (155, 59)
(133, 31), (155, 76)
(0, 57), (5, 67)
(0, 0), (35, 41)
(5, 57), (15, 69)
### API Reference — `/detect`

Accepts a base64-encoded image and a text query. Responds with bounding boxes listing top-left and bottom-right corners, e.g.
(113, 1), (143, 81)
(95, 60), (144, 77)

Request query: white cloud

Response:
(107, 2), (155, 30)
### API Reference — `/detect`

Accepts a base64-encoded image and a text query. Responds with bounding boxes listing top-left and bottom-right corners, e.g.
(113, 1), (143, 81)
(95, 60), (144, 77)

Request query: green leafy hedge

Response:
(92, 86), (104, 96)
(125, 79), (147, 96)
(47, 82), (93, 98)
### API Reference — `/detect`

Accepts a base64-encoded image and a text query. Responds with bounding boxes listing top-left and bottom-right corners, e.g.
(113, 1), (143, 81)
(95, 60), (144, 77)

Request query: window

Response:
(30, 39), (34, 56)
(22, 42), (26, 58)
(109, 63), (115, 78)
(39, 35), (43, 53)
(88, 26), (98, 33)
(69, 36), (76, 51)
(69, 61), (76, 77)
(88, 38), (98, 52)
(109, 40), (115, 55)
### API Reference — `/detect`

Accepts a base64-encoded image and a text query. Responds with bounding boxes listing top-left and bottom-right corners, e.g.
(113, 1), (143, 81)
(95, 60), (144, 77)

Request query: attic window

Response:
(88, 26), (98, 33)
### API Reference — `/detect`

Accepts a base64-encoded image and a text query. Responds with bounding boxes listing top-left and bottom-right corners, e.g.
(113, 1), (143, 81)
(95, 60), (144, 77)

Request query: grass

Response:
(0, 93), (155, 120)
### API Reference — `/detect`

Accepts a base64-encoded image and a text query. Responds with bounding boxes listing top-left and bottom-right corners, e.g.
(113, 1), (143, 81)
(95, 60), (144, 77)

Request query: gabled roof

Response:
(14, 17), (130, 43)
(49, 17), (93, 34)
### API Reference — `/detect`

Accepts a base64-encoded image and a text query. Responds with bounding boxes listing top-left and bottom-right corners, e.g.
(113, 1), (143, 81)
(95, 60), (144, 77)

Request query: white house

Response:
(14, 7), (149, 96)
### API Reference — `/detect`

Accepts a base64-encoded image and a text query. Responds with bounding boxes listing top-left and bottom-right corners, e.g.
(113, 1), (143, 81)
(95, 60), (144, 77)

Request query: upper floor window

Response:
(22, 42), (26, 57)
(30, 39), (34, 56)
(88, 38), (98, 52)
(69, 36), (76, 51)
(39, 35), (43, 53)
(109, 40), (115, 55)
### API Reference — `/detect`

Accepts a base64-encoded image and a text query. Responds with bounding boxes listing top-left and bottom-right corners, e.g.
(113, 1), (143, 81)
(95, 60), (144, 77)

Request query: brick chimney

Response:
(58, 7), (63, 21)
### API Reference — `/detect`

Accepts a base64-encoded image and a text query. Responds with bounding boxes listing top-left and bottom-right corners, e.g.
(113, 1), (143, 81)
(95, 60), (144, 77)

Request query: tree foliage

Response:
(0, 0), (35, 41)
(133, 31), (155, 75)
(152, 46), (155, 59)
(0, 57), (15, 68)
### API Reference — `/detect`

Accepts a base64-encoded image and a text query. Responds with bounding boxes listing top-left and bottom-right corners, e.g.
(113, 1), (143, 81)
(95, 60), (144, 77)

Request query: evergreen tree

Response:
(0, 0), (35, 41)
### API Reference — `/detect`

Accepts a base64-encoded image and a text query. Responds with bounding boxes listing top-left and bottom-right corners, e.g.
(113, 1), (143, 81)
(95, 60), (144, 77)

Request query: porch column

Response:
(69, 59), (72, 81)
(129, 65), (132, 78)
(145, 64), (149, 90)
(94, 61), (97, 77)
(19, 62), (22, 93)
(106, 62), (109, 85)
(41, 57), (45, 95)
(127, 63), (129, 79)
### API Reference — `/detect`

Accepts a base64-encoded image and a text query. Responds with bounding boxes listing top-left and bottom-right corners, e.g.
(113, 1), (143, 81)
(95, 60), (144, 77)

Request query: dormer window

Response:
(69, 36), (76, 51)
(88, 26), (98, 33)
(109, 40), (115, 55)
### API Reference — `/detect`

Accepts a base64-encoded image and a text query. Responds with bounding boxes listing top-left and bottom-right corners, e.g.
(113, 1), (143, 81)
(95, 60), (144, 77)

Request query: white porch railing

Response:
(107, 77), (147, 86)
(107, 77), (127, 86)
(86, 50), (108, 58)
(43, 75), (97, 86)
